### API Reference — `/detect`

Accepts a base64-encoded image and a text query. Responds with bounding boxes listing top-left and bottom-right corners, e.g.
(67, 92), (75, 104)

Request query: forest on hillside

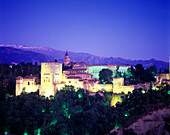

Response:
(0, 62), (169, 134)
(0, 84), (169, 135)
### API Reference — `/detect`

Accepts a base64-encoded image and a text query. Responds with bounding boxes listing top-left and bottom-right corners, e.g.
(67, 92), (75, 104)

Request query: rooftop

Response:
(17, 75), (39, 79)
(67, 76), (81, 79)
(66, 72), (92, 75)
(67, 68), (87, 71)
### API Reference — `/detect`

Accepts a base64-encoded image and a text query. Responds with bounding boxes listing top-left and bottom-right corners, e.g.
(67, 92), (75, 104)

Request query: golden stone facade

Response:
(15, 61), (134, 97)
(15, 53), (136, 97)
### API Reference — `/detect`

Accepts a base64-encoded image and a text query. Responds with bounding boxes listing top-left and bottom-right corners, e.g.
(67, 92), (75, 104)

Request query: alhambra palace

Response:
(16, 52), (170, 97)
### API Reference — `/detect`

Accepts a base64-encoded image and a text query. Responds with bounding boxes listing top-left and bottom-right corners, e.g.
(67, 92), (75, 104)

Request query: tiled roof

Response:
(88, 79), (98, 82)
(67, 76), (81, 79)
(79, 79), (99, 82)
(16, 75), (39, 79)
(67, 68), (87, 71)
(73, 72), (92, 75)
(23, 75), (39, 79)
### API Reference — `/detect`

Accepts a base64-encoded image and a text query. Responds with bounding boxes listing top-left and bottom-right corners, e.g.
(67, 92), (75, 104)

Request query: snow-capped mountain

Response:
(0, 44), (168, 70)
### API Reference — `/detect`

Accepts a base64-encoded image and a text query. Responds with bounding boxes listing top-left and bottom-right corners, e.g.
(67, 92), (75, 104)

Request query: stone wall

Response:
(40, 62), (63, 97)
(16, 76), (40, 96)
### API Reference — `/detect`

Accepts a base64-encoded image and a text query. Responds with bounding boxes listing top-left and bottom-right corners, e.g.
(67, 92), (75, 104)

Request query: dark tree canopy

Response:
(125, 64), (157, 85)
(0, 62), (40, 96)
(115, 66), (123, 78)
(0, 83), (169, 135)
(99, 69), (113, 84)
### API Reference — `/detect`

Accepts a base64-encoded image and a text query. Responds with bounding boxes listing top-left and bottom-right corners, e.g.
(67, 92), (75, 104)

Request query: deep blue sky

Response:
(0, 0), (169, 62)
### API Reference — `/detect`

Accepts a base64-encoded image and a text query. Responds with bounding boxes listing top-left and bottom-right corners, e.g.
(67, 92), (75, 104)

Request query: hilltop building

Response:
(85, 64), (131, 79)
(16, 75), (40, 96)
(16, 52), (134, 97)
(64, 51), (70, 66)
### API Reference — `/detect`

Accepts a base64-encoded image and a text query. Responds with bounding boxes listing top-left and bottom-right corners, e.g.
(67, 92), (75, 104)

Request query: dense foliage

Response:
(125, 64), (158, 85)
(99, 69), (113, 84)
(0, 62), (169, 134)
(0, 84), (169, 135)
(0, 62), (40, 96)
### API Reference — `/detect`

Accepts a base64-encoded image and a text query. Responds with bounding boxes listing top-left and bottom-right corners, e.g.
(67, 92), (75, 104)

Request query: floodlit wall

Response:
(113, 78), (124, 86)
(95, 78), (134, 94)
(133, 83), (151, 91)
(16, 62), (135, 97)
(156, 73), (170, 84)
(62, 71), (67, 83)
(84, 81), (99, 92)
(113, 85), (134, 94)
(120, 86), (134, 94)
(55, 84), (65, 92)
(16, 77), (23, 96)
(40, 62), (62, 97)
(16, 77), (40, 96)
(112, 78), (134, 94)
(97, 84), (113, 92)
(22, 79), (39, 93)
(65, 78), (84, 89)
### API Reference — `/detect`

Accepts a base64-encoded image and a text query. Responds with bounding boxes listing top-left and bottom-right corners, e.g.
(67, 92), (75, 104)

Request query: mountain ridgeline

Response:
(0, 45), (168, 70)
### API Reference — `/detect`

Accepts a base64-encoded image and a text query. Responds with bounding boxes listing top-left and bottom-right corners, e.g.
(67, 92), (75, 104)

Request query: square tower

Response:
(40, 62), (62, 97)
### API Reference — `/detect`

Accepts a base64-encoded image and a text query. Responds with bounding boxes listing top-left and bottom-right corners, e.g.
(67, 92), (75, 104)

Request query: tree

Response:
(147, 65), (157, 76)
(127, 66), (135, 78)
(99, 69), (113, 84)
(164, 67), (169, 73)
(159, 68), (162, 74)
(115, 66), (122, 78)
(0, 82), (6, 103)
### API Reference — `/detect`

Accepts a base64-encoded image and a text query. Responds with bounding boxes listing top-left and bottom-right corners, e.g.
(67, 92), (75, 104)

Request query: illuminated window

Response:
(44, 80), (45, 82)
(48, 80), (50, 82)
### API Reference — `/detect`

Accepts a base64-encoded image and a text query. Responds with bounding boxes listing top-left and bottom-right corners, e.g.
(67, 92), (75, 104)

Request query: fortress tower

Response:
(64, 51), (70, 66)
(40, 62), (62, 97)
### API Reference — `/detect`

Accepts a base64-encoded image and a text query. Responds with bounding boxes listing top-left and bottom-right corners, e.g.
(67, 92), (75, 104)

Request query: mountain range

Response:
(0, 45), (168, 70)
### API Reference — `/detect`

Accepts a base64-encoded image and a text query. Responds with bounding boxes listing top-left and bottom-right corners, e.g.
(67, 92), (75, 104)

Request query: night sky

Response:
(0, 0), (169, 62)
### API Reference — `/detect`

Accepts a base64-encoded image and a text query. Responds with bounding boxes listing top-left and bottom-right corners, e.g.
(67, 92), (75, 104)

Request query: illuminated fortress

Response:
(16, 52), (135, 97)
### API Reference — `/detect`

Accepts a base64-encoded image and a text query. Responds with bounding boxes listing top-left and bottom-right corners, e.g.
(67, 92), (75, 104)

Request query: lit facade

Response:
(16, 75), (40, 96)
(86, 64), (131, 79)
(156, 73), (170, 85)
(16, 53), (135, 97)
(40, 62), (63, 97)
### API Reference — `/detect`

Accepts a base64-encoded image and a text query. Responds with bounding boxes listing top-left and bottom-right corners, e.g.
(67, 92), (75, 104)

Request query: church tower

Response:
(64, 51), (70, 66)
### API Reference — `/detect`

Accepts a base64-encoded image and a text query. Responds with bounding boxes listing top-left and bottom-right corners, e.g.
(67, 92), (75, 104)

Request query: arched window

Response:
(28, 82), (30, 85)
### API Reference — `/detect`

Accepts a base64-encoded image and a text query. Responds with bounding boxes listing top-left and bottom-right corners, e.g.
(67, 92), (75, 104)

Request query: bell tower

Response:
(64, 51), (70, 66)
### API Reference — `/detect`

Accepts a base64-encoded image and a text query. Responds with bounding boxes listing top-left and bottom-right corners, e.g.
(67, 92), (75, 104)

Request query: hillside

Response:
(0, 47), (54, 64)
(119, 107), (170, 135)
(0, 45), (168, 70)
